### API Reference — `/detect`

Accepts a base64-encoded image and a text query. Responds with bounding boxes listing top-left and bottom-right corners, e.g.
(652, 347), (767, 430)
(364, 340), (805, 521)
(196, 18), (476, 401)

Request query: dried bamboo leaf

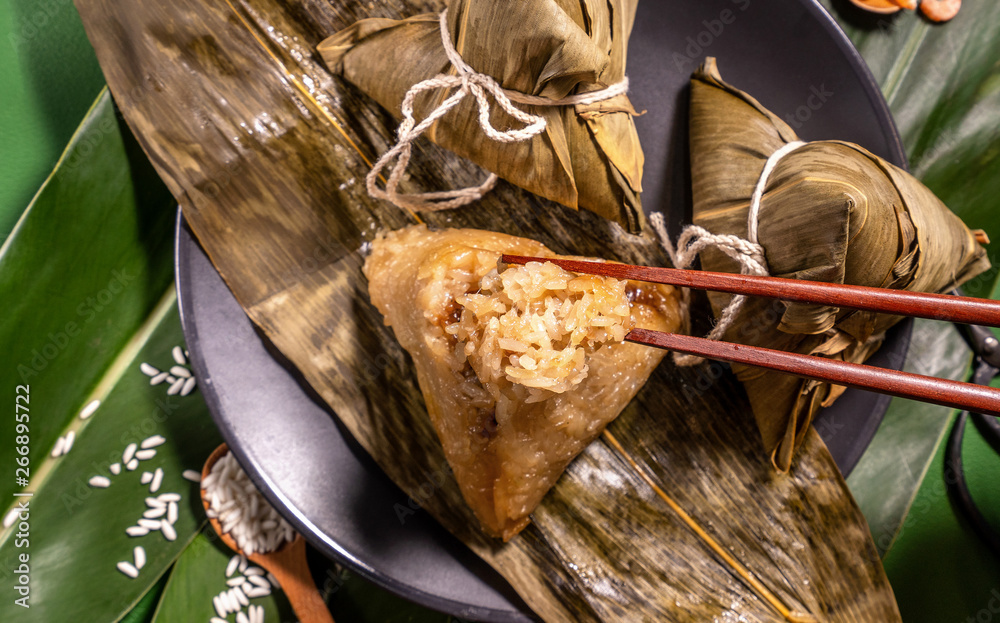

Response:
(689, 58), (990, 471)
(317, 0), (645, 231)
(75, 0), (900, 620)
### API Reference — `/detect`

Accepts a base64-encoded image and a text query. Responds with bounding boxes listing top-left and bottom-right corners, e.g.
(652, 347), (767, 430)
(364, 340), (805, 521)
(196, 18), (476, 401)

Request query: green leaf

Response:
(0, 87), (176, 507)
(0, 297), (221, 621)
(121, 573), (169, 623)
(823, 0), (1000, 556)
(0, 0), (105, 240)
(151, 530), (294, 623)
(0, 88), (221, 621)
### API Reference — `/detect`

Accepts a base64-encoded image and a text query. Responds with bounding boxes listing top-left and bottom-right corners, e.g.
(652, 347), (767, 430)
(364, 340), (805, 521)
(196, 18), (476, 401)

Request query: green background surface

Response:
(1, 0), (998, 620)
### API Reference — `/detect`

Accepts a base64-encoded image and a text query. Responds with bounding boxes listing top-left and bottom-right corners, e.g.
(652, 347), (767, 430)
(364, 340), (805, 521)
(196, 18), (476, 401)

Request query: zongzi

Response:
(318, 0), (645, 231)
(364, 225), (681, 539)
(688, 58), (990, 470)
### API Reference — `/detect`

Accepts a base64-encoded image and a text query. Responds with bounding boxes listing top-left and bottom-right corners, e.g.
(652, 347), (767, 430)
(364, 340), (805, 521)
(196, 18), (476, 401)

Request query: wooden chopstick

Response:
(500, 253), (1000, 415)
(627, 328), (1000, 417)
(500, 254), (1000, 328)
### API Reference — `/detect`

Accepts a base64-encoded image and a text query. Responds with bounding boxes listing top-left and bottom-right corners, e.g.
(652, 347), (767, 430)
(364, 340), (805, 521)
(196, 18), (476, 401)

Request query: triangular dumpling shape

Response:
(364, 225), (681, 539)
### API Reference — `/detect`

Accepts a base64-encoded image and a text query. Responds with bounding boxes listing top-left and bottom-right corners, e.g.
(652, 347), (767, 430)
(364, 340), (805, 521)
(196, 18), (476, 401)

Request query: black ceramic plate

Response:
(176, 1), (909, 620)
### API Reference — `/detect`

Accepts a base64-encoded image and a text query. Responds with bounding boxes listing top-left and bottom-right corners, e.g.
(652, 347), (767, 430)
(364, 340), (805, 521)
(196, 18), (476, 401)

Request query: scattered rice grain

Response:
(172, 345), (186, 365)
(140, 472), (153, 484)
(50, 436), (65, 458)
(167, 378), (185, 395)
(62, 431), (75, 453)
(140, 363), (159, 376)
(213, 595), (226, 618)
(117, 561), (139, 578)
(143, 507), (166, 519)
(236, 611), (249, 623)
(138, 518), (161, 530)
(159, 493), (181, 502)
(135, 449), (157, 461)
(126, 526), (149, 537)
(232, 585), (249, 606)
(167, 501), (178, 524)
(170, 365), (191, 378)
(89, 476), (111, 488)
(123, 443), (137, 464)
(146, 496), (165, 508)
(182, 469), (201, 482)
(141, 434), (166, 449)
(79, 399), (100, 419)
(226, 555), (241, 577)
(180, 376), (197, 396)
(126, 458), (139, 471)
(226, 576), (245, 586)
(3, 508), (19, 529)
(151, 468), (164, 493)
(150, 372), (169, 385)
(110, 462), (121, 475)
(133, 546), (146, 569)
(161, 521), (177, 541)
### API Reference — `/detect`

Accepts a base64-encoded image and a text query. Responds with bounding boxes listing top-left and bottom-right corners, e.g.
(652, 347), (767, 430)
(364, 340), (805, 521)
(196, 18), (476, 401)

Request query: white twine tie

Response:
(651, 140), (806, 366)
(367, 8), (630, 213)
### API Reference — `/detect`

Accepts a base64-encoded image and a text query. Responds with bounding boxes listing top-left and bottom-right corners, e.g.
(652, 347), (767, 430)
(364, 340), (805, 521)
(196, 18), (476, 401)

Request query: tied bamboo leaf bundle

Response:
(317, 0), (645, 232)
(689, 58), (990, 471)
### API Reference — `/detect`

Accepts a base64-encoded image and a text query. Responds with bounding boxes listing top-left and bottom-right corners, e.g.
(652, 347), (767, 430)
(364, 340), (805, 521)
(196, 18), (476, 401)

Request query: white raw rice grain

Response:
(182, 469), (201, 482)
(161, 521), (177, 541)
(151, 468), (164, 494)
(146, 496), (165, 508)
(244, 566), (263, 576)
(180, 376), (198, 396)
(110, 463), (122, 475)
(232, 585), (249, 607)
(226, 576), (245, 587)
(165, 375), (177, 384)
(239, 557), (248, 573)
(138, 518), (161, 530)
(79, 399), (100, 419)
(172, 345), (186, 365)
(50, 437), (65, 458)
(89, 476), (111, 488)
(226, 555), (241, 577)
(140, 362), (159, 376)
(237, 611), (249, 623)
(126, 458), (140, 471)
(126, 526), (149, 537)
(123, 443), (137, 464)
(247, 574), (269, 588)
(159, 493), (181, 502)
(246, 586), (271, 599)
(135, 449), (157, 461)
(140, 472), (153, 484)
(250, 604), (264, 623)
(170, 365), (191, 378)
(211, 618), (227, 623)
(141, 434), (166, 449)
(203, 451), (296, 555)
(3, 508), (19, 529)
(167, 501), (178, 525)
(143, 507), (165, 519)
(133, 546), (146, 569)
(117, 561), (139, 578)
(167, 378), (185, 395)
(62, 431), (75, 453)
(213, 595), (226, 618)
(223, 589), (238, 613)
(150, 372), (169, 385)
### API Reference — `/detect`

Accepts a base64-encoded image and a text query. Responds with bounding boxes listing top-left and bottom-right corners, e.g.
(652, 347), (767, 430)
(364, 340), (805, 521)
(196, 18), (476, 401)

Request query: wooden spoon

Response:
(201, 443), (334, 623)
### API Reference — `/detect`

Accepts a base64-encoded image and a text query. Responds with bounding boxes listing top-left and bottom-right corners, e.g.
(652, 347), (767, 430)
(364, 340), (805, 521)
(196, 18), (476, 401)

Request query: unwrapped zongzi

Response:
(364, 225), (681, 539)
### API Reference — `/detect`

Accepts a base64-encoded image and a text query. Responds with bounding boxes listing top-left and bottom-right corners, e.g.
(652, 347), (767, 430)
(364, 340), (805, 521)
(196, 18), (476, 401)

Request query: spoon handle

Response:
(263, 538), (334, 623)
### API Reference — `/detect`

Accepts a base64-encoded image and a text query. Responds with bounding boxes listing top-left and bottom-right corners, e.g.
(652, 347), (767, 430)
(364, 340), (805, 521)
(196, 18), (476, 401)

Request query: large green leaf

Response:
(0, 0), (105, 241)
(151, 530), (295, 623)
(822, 0), (1000, 552)
(0, 89), (221, 621)
(0, 88), (176, 507)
